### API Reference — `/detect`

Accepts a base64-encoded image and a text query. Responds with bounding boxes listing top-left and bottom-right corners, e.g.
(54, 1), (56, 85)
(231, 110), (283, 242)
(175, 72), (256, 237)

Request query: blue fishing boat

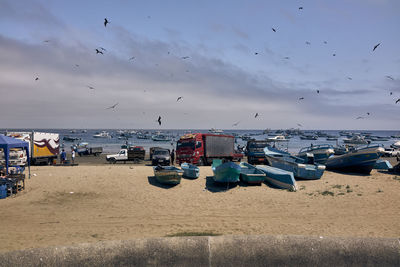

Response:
(326, 144), (384, 174)
(212, 159), (241, 183)
(297, 144), (334, 165)
(257, 165), (297, 191)
(180, 163), (200, 179)
(239, 162), (266, 184)
(153, 165), (183, 185)
(263, 147), (325, 180)
(373, 159), (392, 170)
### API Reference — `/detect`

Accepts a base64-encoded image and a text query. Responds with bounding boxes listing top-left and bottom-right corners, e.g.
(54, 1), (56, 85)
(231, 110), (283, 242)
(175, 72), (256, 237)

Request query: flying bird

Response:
(254, 113), (259, 118)
(333, 53), (336, 56)
(232, 121), (240, 127)
(323, 41), (327, 44)
(386, 75), (394, 80)
(87, 86), (95, 90)
(390, 92), (393, 95)
(305, 41), (311, 45)
(129, 56), (135, 61)
(316, 90), (320, 94)
(157, 116), (162, 126)
(181, 56), (190, 59)
(299, 7), (303, 10)
(272, 28), (276, 32)
(75, 64), (80, 67)
(35, 77), (39, 81)
(367, 112), (370, 115)
(104, 18), (109, 27)
(43, 40), (50, 43)
(297, 123), (302, 127)
(299, 97), (304, 100)
(176, 96), (183, 102)
(356, 116), (365, 120)
(284, 57), (290, 60)
(106, 103), (118, 110)
(372, 43), (380, 51)
(95, 49), (103, 54)
(347, 77), (352, 80)
(254, 52), (259, 55)
(396, 99), (400, 104)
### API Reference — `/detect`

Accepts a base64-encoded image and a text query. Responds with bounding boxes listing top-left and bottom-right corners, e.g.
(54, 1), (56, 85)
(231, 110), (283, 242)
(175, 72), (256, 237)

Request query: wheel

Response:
(110, 158), (116, 164)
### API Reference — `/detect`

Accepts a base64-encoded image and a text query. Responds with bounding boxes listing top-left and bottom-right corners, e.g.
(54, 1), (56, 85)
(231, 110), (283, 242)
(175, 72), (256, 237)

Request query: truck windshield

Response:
(249, 142), (269, 149)
(154, 150), (169, 155)
(177, 141), (195, 150)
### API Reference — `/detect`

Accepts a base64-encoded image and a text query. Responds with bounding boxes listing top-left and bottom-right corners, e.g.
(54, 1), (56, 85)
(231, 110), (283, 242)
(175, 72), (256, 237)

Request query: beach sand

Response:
(0, 158), (399, 252)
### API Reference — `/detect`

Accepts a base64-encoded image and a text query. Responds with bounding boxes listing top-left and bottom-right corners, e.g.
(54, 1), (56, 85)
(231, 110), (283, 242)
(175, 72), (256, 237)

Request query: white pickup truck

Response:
(106, 146), (145, 164)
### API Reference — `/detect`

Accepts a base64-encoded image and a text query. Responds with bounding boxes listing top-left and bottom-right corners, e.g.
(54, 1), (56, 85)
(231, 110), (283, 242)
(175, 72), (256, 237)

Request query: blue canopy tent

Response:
(0, 135), (30, 177)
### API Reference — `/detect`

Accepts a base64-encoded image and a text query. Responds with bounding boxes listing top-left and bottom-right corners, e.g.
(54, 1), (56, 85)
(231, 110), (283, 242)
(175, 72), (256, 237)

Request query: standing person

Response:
(71, 149), (76, 165)
(170, 149), (175, 165)
(61, 149), (67, 164)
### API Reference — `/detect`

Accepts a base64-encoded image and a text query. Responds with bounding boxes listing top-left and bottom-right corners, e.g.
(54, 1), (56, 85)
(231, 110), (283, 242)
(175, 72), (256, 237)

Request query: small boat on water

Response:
(266, 135), (287, 142)
(257, 165), (297, 191)
(368, 136), (389, 142)
(93, 131), (111, 138)
(153, 165), (183, 185)
(373, 159), (392, 170)
(297, 144), (334, 165)
(239, 162), (266, 184)
(343, 135), (368, 144)
(263, 146), (325, 180)
(151, 133), (172, 142)
(300, 134), (318, 140)
(63, 136), (81, 142)
(326, 144), (384, 174)
(212, 159), (241, 183)
(180, 163), (200, 179)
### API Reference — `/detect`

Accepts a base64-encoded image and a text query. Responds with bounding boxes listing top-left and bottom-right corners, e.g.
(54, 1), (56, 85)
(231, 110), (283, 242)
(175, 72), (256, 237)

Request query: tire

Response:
(110, 158), (116, 164)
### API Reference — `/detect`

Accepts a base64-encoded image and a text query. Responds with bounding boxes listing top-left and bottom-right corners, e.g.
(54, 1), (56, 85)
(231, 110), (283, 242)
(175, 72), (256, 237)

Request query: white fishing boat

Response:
(343, 135), (368, 144)
(93, 131), (111, 138)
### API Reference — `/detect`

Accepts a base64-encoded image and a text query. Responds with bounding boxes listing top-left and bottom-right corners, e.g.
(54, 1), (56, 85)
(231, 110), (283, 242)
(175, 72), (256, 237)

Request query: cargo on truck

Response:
(73, 143), (103, 156)
(176, 133), (242, 166)
(6, 131), (60, 165)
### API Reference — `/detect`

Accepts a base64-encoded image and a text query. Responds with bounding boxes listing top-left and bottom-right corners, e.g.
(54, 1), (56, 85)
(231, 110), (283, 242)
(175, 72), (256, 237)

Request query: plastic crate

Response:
(0, 185), (7, 199)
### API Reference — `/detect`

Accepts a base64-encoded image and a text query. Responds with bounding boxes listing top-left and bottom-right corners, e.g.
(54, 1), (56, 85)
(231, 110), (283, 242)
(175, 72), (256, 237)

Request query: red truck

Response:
(176, 133), (243, 166)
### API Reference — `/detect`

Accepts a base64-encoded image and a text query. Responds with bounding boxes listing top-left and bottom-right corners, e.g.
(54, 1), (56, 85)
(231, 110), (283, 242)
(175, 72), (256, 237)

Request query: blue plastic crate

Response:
(0, 185), (7, 199)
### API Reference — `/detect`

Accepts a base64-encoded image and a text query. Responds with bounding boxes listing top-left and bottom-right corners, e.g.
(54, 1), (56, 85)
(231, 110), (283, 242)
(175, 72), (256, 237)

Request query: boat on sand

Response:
(153, 165), (183, 185)
(239, 162), (266, 184)
(212, 159), (241, 183)
(256, 165), (297, 191)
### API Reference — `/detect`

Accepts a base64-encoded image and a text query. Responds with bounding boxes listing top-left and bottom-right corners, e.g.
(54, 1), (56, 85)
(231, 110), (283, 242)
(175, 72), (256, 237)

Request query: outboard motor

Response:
(305, 152), (315, 164)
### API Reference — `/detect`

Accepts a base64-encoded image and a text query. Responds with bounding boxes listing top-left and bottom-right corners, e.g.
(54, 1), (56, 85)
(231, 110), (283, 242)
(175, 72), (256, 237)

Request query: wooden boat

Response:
(263, 146), (325, 180)
(257, 165), (297, 191)
(211, 159), (241, 183)
(373, 159), (392, 170)
(326, 144), (384, 174)
(180, 163), (200, 179)
(297, 144), (334, 165)
(153, 165), (183, 185)
(239, 162), (266, 184)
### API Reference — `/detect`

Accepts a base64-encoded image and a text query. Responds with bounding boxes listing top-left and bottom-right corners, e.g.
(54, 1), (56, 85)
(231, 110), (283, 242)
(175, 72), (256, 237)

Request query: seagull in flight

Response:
(35, 77), (39, 81)
(129, 56), (135, 61)
(299, 97), (304, 100)
(396, 98), (400, 104)
(333, 53), (336, 56)
(95, 49), (103, 54)
(316, 90), (320, 94)
(323, 41), (328, 44)
(272, 28), (276, 32)
(299, 7), (303, 10)
(176, 96), (183, 102)
(157, 116), (162, 126)
(390, 92), (393, 95)
(347, 77), (353, 80)
(104, 18), (109, 27)
(305, 41), (311, 45)
(106, 103), (118, 110)
(386, 75), (394, 80)
(372, 43), (380, 51)
(297, 123), (302, 127)
(254, 52), (259, 55)
(232, 121), (240, 127)
(87, 85), (95, 90)
(181, 56), (190, 59)
(284, 57), (290, 60)
(367, 112), (370, 115)
(254, 113), (259, 118)
(356, 116), (365, 120)
(43, 40), (50, 43)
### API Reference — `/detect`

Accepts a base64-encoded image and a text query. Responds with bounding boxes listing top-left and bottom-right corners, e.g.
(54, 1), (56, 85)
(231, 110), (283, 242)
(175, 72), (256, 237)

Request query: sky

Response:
(0, 0), (399, 130)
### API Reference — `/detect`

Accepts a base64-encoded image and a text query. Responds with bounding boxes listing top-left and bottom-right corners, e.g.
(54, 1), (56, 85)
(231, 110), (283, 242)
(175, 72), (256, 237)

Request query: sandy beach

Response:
(0, 157), (399, 252)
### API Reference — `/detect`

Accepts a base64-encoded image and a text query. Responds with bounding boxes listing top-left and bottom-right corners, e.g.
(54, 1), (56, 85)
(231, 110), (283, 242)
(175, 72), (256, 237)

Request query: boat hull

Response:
(153, 166), (183, 185)
(212, 161), (241, 183)
(373, 159), (392, 170)
(326, 146), (383, 174)
(180, 163), (200, 179)
(239, 163), (266, 184)
(257, 165), (297, 191)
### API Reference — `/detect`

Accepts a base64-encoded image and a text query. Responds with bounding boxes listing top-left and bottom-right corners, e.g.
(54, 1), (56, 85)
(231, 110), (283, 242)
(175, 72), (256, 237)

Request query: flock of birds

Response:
(33, 6), (398, 128)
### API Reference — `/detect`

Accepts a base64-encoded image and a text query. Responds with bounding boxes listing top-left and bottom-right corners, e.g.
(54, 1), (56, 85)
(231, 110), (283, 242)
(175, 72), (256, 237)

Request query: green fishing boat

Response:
(211, 159), (241, 183)
(180, 163), (200, 179)
(153, 166), (183, 185)
(239, 162), (266, 184)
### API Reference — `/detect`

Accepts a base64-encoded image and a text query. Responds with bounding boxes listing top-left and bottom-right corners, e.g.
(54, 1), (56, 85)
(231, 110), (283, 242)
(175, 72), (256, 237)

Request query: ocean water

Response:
(1, 129), (399, 154)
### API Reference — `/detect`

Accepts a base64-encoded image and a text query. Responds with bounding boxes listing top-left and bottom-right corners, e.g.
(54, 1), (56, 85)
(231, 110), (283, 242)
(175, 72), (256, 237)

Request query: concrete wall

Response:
(0, 235), (399, 266)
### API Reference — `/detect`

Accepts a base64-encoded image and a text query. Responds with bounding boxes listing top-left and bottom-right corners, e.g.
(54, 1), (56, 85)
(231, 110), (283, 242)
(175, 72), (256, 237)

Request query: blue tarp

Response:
(0, 135), (30, 175)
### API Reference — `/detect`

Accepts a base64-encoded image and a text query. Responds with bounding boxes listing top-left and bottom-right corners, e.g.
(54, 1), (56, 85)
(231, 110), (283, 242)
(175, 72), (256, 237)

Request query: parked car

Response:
(151, 148), (171, 166)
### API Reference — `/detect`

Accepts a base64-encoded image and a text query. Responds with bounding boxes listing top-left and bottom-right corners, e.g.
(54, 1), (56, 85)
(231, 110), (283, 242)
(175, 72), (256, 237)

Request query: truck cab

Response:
(176, 134), (203, 165)
(106, 149), (128, 163)
(246, 140), (269, 165)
